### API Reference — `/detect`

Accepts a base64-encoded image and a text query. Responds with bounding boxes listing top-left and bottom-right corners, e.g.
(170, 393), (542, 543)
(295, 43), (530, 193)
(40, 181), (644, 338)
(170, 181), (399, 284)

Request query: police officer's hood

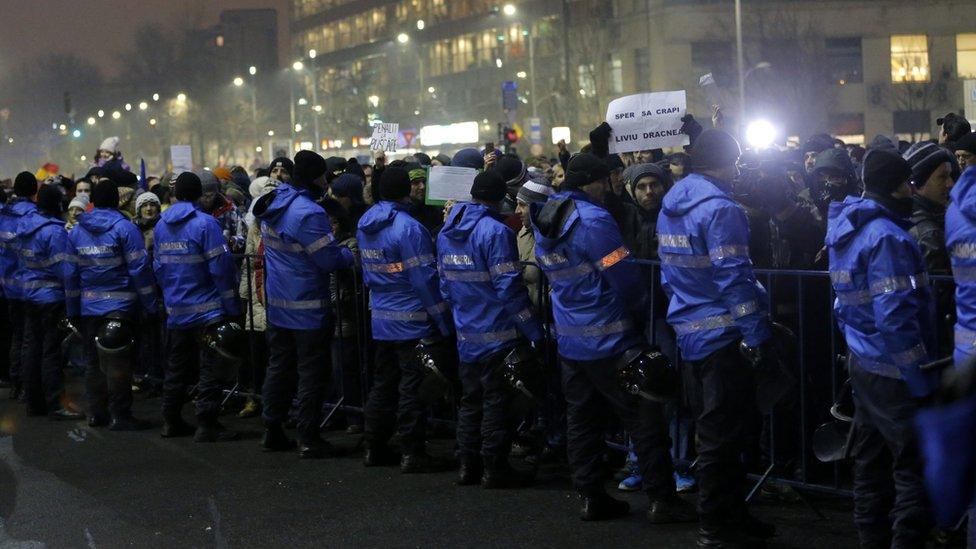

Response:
(660, 173), (732, 218)
(17, 210), (64, 238)
(78, 207), (128, 235)
(159, 201), (198, 226)
(950, 166), (976, 224)
(440, 201), (502, 242)
(825, 195), (912, 249)
(2, 198), (37, 220)
(357, 200), (411, 235)
(252, 181), (305, 226)
(529, 190), (584, 250)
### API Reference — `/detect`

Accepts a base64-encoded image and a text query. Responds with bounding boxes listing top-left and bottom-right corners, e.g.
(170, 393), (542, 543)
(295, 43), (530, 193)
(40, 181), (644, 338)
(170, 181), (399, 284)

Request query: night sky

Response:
(0, 0), (290, 76)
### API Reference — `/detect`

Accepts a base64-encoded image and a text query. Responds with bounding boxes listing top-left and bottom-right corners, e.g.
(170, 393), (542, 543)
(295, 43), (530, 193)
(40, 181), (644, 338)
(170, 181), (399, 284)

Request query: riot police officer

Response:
(827, 149), (936, 547)
(530, 153), (693, 523)
(655, 130), (775, 546)
(0, 172), (40, 400)
(17, 184), (83, 419)
(357, 167), (454, 473)
(153, 172), (242, 442)
(253, 150), (355, 458)
(69, 179), (159, 430)
(437, 171), (544, 488)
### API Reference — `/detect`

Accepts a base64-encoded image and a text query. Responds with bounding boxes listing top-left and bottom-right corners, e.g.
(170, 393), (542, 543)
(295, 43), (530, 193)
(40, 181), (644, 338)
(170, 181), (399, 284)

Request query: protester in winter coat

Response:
(199, 171), (245, 254)
(65, 195), (88, 231)
(514, 177), (553, 308)
(903, 142), (956, 274)
(625, 163), (671, 260)
(134, 191), (161, 253)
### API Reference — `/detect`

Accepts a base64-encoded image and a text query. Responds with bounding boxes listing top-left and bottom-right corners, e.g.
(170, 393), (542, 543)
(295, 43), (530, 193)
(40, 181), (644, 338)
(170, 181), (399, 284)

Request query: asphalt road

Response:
(0, 386), (858, 548)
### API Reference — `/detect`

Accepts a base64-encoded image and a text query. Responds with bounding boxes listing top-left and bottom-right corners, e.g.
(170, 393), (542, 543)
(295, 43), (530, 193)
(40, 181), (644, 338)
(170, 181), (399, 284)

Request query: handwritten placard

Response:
(370, 123), (399, 152)
(606, 91), (689, 153)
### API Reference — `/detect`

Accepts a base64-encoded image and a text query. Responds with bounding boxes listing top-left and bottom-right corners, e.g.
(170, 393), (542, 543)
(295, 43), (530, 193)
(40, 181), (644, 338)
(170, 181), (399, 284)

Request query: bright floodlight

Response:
(503, 4), (517, 15)
(396, 33), (409, 44)
(292, 60), (304, 71)
(745, 119), (776, 149)
(249, 66), (257, 76)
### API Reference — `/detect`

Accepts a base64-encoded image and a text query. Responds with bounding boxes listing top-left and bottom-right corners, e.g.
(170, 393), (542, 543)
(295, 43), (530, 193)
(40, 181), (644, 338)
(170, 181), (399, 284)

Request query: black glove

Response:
(588, 122), (612, 159)
(680, 114), (703, 146)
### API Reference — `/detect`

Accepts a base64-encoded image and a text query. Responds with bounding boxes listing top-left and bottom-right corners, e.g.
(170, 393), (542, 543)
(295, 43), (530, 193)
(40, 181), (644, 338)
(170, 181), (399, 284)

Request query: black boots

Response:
(194, 418), (239, 442)
(261, 424), (296, 452)
(456, 456), (483, 486)
(161, 415), (195, 438)
(364, 445), (400, 467)
(580, 493), (631, 521)
(647, 495), (698, 524)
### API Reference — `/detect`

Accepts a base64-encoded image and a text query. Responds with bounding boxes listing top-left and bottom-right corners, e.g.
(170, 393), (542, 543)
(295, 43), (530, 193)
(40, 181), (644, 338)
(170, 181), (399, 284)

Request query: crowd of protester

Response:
(1, 108), (976, 547)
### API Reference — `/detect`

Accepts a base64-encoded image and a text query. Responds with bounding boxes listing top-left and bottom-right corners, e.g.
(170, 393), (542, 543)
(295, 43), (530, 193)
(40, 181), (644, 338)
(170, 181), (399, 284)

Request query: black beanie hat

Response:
(862, 149), (912, 195)
(37, 184), (63, 216)
(470, 170), (507, 202)
(379, 167), (412, 200)
(14, 172), (37, 198)
(564, 153), (610, 188)
(691, 129), (741, 171)
(91, 180), (120, 209)
(294, 150), (328, 186)
(268, 157), (294, 178)
(903, 142), (954, 188)
(174, 172), (203, 202)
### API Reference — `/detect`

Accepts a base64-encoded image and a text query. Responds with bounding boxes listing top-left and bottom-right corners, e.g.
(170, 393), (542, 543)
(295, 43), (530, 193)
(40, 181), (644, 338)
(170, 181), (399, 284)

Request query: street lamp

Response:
(267, 130), (275, 137)
(308, 49), (317, 59)
(97, 109), (105, 118)
(397, 33), (409, 44)
(233, 76), (245, 87)
(87, 117), (96, 126)
(298, 98), (308, 106)
(416, 19), (425, 30)
(368, 95), (379, 108)
(502, 3), (516, 16)
(138, 101), (148, 111)
(177, 93), (187, 103)
(152, 93), (160, 101)
(149, 118), (157, 126)
(124, 103), (132, 111)
(249, 65), (257, 76)
(292, 60), (304, 71)
(111, 111), (121, 120)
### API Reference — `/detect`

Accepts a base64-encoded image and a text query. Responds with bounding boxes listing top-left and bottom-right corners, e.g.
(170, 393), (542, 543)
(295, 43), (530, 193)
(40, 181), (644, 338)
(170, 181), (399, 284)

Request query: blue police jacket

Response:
(529, 189), (644, 361)
(0, 199), (37, 300)
(437, 201), (543, 362)
(16, 210), (80, 315)
(357, 201), (452, 341)
(947, 166), (976, 364)
(68, 208), (159, 317)
(153, 202), (241, 328)
(656, 173), (770, 361)
(826, 195), (937, 397)
(253, 182), (353, 330)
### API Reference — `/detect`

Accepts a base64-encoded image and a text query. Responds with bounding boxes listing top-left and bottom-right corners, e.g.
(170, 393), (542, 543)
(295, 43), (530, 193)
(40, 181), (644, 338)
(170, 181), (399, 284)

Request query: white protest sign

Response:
(426, 166), (477, 205)
(170, 145), (193, 175)
(370, 122), (399, 152)
(606, 90), (689, 153)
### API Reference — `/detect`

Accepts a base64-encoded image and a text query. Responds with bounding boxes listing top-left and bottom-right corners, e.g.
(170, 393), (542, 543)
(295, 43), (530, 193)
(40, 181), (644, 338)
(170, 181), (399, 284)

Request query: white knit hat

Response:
(134, 191), (160, 212)
(99, 136), (120, 153)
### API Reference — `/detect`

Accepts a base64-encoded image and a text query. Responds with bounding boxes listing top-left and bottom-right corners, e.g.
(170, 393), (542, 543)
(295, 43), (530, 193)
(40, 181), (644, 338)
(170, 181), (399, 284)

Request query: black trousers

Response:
(262, 324), (332, 443)
(7, 299), (25, 385)
(363, 339), (426, 454)
(561, 353), (676, 499)
(681, 342), (758, 529)
(162, 327), (223, 421)
(849, 363), (932, 549)
(21, 301), (66, 412)
(82, 316), (135, 420)
(457, 350), (516, 465)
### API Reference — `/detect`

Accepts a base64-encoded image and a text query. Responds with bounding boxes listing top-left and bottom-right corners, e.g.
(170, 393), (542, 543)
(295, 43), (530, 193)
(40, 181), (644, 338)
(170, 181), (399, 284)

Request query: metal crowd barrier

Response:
(217, 253), (955, 500)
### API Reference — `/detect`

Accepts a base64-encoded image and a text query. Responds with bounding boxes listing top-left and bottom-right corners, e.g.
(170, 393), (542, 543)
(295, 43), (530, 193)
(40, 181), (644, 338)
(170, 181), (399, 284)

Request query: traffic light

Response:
(503, 126), (518, 146)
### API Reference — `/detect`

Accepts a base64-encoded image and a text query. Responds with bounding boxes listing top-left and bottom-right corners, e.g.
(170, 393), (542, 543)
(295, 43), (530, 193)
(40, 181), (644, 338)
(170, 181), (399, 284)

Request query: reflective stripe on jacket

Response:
(17, 210), (79, 315)
(0, 199), (38, 300)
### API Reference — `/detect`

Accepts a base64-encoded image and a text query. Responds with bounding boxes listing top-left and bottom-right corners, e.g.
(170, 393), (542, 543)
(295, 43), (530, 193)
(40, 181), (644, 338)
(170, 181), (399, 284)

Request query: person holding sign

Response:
(529, 153), (694, 524)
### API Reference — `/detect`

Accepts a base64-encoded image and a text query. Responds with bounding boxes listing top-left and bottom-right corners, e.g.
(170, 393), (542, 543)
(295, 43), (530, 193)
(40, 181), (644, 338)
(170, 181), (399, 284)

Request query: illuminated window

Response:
(959, 34), (976, 79)
(610, 54), (623, 94)
(891, 35), (929, 83)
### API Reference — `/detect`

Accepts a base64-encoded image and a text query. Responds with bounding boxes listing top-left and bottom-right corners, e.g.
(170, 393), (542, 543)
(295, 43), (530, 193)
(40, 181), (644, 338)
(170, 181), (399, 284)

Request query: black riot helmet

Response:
(95, 319), (135, 353)
(201, 321), (246, 361)
(615, 347), (678, 402)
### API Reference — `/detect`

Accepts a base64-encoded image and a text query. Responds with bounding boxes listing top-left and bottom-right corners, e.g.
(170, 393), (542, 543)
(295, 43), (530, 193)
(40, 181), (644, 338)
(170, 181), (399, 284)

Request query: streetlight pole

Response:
(735, 0), (746, 128)
(529, 24), (538, 119)
(309, 50), (321, 152)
